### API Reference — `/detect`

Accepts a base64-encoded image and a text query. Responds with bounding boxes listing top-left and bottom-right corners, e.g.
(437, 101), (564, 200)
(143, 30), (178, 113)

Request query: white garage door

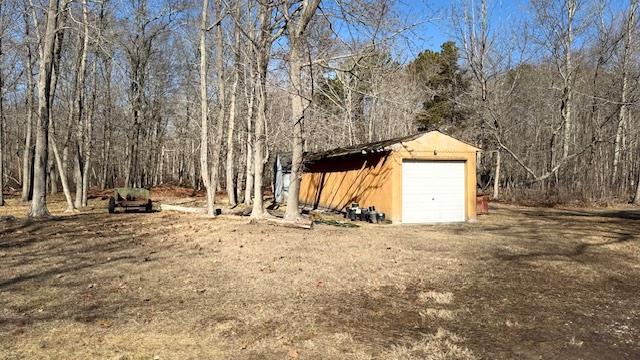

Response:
(402, 161), (466, 223)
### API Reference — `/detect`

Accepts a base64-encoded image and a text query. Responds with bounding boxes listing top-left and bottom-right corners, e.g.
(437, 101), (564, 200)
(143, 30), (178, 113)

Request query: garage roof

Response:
(305, 130), (480, 162)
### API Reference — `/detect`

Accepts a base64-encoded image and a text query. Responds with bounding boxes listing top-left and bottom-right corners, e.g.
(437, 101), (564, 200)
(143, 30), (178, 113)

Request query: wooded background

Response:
(0, 0), (639, 218)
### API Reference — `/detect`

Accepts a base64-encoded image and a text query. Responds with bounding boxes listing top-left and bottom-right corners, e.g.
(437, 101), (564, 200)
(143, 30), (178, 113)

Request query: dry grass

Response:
(417, 291), (454, 305)
(1, 195), (639, 359)
(384, 328), (476, 360)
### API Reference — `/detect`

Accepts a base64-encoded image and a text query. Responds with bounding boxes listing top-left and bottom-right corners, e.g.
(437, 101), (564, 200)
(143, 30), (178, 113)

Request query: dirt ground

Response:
(1, 193), (639, 359)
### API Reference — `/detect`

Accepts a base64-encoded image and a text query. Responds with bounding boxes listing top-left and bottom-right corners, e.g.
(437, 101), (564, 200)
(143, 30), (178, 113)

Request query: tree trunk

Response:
(101, 56), (113, 190)
(284, 0), (321, 221)
(210, 0), (226, 209)
(613, 0), (637, 186)
(0, 74), (3, 207)
(72, 0), (89, 208)
(51, 139), (75, 210)
(344, 75), (354, 146)
(634, 159), (640, 204)
(159, 146), (165, 184)
(101, 129), (110, 190)
(225, 82), (237, 206)
(225, 1), (241, 207)
(561, 0), (576, 160)
(0, 24), (4, 207)
(21, 16), (34, 202)
(250, 2), (273, 219)
(45, 3), (76, 210)
(243, 80), (255, 206)
(199, 0), (215, 215)
(190, 140), (197, 189)
(48, 0), (75, 212)
(71, 52), (83, 207)
(251, 73), (266, 218)
(82, 58), (97, 207)
(492, 149), (501, 199)
(48, 153), (57, 194)
(30, 0), (59, 218)
(79, 0), (95, 207)
(284, 41), (305, 220)
(74, 149), (83, 207)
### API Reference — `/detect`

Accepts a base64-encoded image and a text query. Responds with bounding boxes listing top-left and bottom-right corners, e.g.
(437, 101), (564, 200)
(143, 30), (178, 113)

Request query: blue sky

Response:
(391, 0), (632, 64)
(393, 0), (530, 56)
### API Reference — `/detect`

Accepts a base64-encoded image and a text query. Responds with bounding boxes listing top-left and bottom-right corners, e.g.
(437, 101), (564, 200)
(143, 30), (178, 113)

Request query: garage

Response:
(298, 130), (480, 223)
(402, 161), (466, 223)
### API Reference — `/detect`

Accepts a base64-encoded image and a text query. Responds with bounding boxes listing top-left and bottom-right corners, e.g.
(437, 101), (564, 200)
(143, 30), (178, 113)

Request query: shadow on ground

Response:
(0, 202), (638, 359)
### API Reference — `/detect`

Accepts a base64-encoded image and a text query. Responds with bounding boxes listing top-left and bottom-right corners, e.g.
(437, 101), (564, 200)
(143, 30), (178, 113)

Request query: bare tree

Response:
(210, 0), (226, 209)
(49, 0), (77, 212)
(283, 0), (321, 221)
(243, 64), (255, 206)
(613, 0), (637, 183)
(225, 0), (241, 207)
(250, 1), (283, 219)
(199, 0), (215, 215)
(70, 0), (91, 208)
(455, 0), (495, 195)
(21, 9), (34, 202)
(29, 0), (60, 218)
(81, 0), (105, 207)
(559, 0), (577, 160)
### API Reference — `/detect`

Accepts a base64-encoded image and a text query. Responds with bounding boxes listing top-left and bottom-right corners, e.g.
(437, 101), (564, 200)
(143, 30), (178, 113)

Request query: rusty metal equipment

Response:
(476, 194), (489, 215)
(108, 187), (153, 213)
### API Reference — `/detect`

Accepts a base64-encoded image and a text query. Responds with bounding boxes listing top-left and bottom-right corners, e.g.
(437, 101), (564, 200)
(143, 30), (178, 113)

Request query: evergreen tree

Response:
(408, 41), (469, 129)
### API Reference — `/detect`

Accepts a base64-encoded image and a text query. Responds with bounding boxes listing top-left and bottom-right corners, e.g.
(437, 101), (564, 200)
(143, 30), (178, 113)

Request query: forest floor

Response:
(1, 191), (639, 359)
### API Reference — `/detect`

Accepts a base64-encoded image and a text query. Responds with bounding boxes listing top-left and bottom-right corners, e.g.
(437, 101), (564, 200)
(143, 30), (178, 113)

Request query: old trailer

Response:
(108, 187), (153, 213)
